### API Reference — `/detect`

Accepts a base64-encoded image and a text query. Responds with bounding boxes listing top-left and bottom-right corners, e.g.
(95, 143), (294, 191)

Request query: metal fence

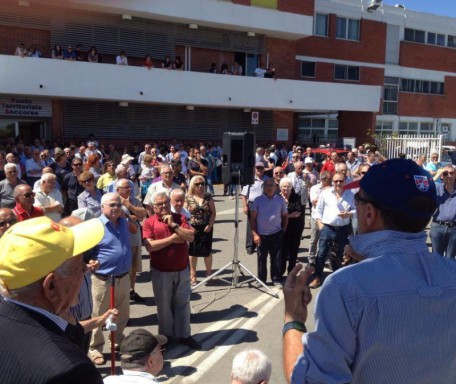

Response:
(374, 134), (444, 161)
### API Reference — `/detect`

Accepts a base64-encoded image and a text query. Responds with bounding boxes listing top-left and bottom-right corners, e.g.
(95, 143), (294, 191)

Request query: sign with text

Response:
(0, 97), (52, 117)
(251, 111), (259, 125)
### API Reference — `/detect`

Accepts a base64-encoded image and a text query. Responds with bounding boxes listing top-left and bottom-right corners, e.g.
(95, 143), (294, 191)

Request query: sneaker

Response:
(229, 195), (235, 200)
(130, 290), (146, 303)
(309, 277), (322, 289)
(273, 280), (283, 289)
(180, 336), (202, 350)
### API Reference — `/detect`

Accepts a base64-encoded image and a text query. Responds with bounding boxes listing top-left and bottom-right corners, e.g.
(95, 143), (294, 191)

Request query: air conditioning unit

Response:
(367, 0), (382, 12)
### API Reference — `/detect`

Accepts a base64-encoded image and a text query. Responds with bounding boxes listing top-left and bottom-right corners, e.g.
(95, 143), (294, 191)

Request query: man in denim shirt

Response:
(283, 159), (456, 384)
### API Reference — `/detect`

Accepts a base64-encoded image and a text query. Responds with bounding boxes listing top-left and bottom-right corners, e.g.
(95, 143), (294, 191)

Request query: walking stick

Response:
(109, 275), (116, 375)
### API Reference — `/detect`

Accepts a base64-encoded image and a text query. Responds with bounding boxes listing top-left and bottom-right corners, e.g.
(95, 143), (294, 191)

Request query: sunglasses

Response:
(443, 171), (455, 176)
(333, 180), (344, 183)
(105, 203), (122, 208)
(256, 167), (264, 170)
(21, 192), (35, 198)
(0, 218), (16, 227)
(73, 163), (83, 167)
(195, 182), (205, 186)
(275, 172), (284, 175)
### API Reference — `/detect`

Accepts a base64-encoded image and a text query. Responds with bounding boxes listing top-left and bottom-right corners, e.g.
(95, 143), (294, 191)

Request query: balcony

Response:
(31, 0), (313, 40)
(0, 55), (381, 113)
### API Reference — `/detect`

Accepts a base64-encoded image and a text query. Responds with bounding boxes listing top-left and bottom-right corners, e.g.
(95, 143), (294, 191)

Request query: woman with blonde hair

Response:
(184, 175), (216, 286)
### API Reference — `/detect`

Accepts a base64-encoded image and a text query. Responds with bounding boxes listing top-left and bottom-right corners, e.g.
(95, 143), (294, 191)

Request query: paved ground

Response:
(95, 184), (434, 382)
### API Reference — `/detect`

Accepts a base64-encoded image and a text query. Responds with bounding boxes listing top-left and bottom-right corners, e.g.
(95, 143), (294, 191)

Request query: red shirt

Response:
(142, 212), (190, 272)
(320, 160), (335, 174)
(13, 203), (44, 222)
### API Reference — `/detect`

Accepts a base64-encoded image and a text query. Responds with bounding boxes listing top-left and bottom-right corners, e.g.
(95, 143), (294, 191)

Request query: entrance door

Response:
(246, 53), (260, 77)
(0, 120), (17, 141)
(234, 52), (246, 76)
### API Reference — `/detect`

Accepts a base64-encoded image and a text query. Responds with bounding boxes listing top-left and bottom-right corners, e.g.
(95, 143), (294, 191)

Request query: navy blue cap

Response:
(344, 159), (436, 218)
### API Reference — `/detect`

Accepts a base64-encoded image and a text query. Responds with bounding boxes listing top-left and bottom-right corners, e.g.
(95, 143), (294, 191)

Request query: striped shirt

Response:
(292, 230), (456, 384)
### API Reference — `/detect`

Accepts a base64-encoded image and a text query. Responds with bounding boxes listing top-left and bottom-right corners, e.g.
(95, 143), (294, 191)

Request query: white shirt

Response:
(34, 188), (63, 222)
(116, 55), (128, 66)
(171, 205), (191, 219)
(314, 187), (355, 226)
(104, 370), (159, 383)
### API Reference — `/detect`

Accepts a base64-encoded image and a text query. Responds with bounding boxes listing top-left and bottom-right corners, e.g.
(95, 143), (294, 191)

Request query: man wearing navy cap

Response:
(283, 159), (456, 384)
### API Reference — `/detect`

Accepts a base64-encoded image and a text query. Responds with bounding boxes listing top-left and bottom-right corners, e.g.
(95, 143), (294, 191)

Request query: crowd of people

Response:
(0, 133), (454, 383)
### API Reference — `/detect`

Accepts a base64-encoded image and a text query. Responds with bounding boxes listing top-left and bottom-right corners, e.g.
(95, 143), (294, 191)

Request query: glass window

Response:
(336, 17), (347, 39)
(415, 80), (423, 93)
(347, 66), (360, 81)
(439, 83), (445, 95)
(422, 81), (430, 93)
(348, 19), (360, 40)
(385, 76), (399, 85)
(404, 28), (414, 42)
(415, 30), (425, 43)
(430, 82), (439, 94)
(448, 35), (456, 48)
(328, 119), (339, 129)
(437, 34), (445, 46)
(400, 79), (408, 91)
(312, 119), (325, 128)
(334, 65), (346, 79)
(301, 61), (315, 77)
(384, 85), (398, 101)
(427, 32), (436, 45)
(383, 102), (397, 115)
(315, 14), (329, 36)
(420, 123), (433, 132)
(301, 118), (312, 127)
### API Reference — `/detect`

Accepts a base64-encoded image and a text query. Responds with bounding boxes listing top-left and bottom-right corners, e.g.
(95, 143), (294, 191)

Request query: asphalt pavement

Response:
(96, 184), (318, 383)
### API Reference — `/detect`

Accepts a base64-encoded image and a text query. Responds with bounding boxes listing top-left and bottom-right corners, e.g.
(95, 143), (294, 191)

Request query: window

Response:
(448, 35), (456, 48)
(404, 28), (425, 43)
(399, 78), (444, 95)
(336, 17), (360, 40)
(301, 61), (315, 77)
(315, 14), (328, 37)
(427, 32), (446, 46)
(420, 122), (433, 133)
(334, 65), (359, 81)
(399, 122), (418, 135)
(375, 121), (393, 135)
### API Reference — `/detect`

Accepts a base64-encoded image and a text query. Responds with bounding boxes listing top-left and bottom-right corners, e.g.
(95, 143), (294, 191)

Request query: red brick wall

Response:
(185, 46), (235, 73)
(51, 100), (64, 139)
(338, 111), (376, 144)
(273, 111), (294, 146)
(400, 42), (456, 73)
(265, 38), (296, 79)
(398, 76), (456, 118)
(278, 0), (314, 16)
(297, 16), (386, 64)
(0, 25), (51, 57)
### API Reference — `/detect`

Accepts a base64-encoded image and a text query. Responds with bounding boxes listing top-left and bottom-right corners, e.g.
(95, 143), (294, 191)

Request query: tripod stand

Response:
(192, 172), (279, 298)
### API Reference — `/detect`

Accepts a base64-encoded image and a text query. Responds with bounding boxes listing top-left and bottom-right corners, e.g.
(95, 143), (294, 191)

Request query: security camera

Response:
(367, 0), (382, 12)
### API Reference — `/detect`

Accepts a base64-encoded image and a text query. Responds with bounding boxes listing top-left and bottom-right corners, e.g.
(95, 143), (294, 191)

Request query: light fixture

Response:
(122, 14), (132, 20)
(243, 108), (251, 113)
(367, 0), (382, 12)
(118, 101), (129, 107)
(186, 105), (194, 111)
(18, 0), (30, 6)
(247, 31), (255, 37)
(189, 23), (198, 30)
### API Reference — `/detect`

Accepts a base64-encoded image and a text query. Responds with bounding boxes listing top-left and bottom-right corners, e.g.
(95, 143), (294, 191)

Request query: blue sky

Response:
(382, 0), (456, 17)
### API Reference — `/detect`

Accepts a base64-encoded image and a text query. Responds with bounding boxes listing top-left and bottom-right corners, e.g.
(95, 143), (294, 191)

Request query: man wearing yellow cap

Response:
(0, 216), (105, 384)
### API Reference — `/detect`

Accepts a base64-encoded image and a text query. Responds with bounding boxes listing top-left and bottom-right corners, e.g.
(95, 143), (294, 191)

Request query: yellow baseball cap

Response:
(0, 216), (104, 290)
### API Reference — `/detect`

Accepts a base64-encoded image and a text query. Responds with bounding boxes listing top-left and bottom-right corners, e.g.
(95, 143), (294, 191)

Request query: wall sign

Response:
(0, 97), (52, 117)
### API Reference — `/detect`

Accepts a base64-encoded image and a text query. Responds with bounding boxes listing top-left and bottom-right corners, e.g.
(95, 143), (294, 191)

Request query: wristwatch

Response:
(282, 321), (307, 337)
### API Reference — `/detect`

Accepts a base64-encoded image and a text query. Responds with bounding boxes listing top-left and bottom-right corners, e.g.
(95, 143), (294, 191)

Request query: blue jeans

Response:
(430, 222), (456, 259)
(315, 224), (350, 278)
(257, 230), (284, 283)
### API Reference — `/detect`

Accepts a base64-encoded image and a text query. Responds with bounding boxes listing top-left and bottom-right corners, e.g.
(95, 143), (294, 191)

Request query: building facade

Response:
(0, 0), (454, 147)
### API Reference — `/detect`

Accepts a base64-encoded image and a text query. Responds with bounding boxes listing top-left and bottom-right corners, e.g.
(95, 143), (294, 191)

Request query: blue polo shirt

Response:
(433, 183), (456, 222)
(93, 215), (132, 275)
(251, 193), (287, 235)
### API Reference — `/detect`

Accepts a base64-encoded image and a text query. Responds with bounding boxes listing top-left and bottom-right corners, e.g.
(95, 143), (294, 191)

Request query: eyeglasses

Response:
(21, 192), (35, 198)
(195, 182), (205, 186)
(275, 171), (284, 175)
(153, 202), (170, 208)
(0, 218), (16, 227)
(333, 180), (344, 183)
(443, 171), (455, 176)
(73, 163), (83, 167)
(104, 203), (122, 208)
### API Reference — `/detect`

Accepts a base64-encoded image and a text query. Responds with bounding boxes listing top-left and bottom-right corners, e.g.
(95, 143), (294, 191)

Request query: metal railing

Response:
(374, 134), (443, 161)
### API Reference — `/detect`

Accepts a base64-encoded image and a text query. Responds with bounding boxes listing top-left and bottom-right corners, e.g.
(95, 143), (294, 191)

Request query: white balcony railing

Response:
(0, 55), (381, 113)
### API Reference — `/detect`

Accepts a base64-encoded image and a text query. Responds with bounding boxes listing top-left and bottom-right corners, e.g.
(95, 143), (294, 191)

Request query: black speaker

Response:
(222, 132), (255, 185)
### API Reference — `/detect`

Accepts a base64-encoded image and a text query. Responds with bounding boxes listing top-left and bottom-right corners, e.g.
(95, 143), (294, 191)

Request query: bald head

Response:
(59, 216), (82, 228)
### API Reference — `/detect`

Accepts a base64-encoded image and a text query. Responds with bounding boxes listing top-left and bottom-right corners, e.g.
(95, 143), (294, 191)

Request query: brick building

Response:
(0, 0), (454, 147)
